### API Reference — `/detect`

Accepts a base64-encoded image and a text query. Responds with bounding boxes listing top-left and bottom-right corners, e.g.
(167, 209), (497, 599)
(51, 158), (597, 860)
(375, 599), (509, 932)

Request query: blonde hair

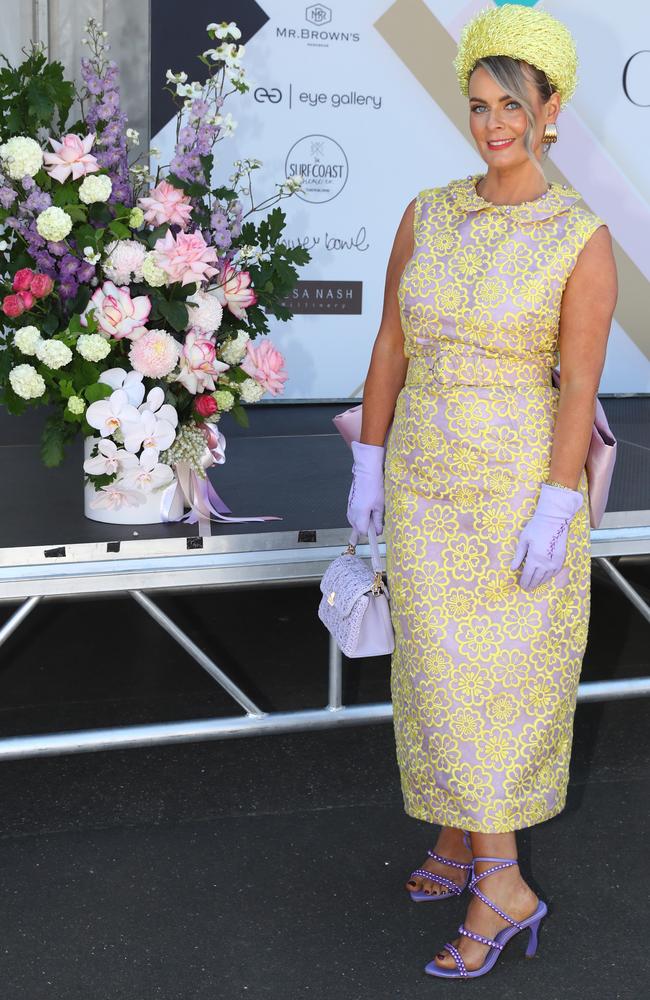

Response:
(472, 55), (557, 179)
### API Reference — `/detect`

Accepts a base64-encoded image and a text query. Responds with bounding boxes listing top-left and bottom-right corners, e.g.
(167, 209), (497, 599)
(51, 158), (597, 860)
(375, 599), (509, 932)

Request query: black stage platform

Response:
(1, 395), (649, 551)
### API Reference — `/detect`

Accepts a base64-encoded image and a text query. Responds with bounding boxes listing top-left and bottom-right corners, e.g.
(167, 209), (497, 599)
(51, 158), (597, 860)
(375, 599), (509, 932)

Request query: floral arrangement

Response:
(0, 19), (309, 516)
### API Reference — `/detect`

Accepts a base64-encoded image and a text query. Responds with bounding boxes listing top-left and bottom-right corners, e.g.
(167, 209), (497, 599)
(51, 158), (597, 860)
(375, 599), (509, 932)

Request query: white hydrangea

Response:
(220, 330), (249, 365)
(186, 289), (224, 334)
(142, 251), (167, 287)
(79, 174), (112, 204)
(14, 325), (42, 356)
(67, 395), (86, 415)
(240, 378), (264, 403)
(77, 333), (111, 362)
(103, 239), (146, 284)
(36, 339), (73, 370)
(36, 206), (72, 242)
(9, 363), (46, 399)
(0, 135), (43, 179)
(214, 390), (234, 412)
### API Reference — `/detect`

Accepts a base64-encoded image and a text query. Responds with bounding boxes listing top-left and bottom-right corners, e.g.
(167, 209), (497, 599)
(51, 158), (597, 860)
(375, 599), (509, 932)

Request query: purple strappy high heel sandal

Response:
(408, 831), (473, 902)
(424, 856), (548, 978)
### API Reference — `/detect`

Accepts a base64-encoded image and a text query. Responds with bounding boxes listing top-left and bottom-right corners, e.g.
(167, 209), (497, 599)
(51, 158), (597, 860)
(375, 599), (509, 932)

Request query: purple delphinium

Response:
(80, 23), (132, 207)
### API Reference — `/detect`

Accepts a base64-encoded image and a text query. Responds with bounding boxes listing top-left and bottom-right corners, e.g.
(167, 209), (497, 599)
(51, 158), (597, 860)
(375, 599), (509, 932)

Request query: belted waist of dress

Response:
(405, 347), (554, 389)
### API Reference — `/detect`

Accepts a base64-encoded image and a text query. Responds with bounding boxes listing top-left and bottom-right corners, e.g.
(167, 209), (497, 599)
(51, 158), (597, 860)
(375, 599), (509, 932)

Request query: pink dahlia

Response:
(153, 229), (219, 287)
(138, 180), (193, 229)
(81, 281), (151, 340)
(128, 328), (180, 378)
(213, 263), (257, 320)
(241, 338), (288, 396)
(43, 133), (100, 183)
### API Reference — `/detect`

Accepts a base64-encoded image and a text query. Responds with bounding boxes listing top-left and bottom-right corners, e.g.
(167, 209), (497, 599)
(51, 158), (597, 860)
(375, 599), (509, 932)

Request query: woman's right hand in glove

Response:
(347, 441), (386, 536)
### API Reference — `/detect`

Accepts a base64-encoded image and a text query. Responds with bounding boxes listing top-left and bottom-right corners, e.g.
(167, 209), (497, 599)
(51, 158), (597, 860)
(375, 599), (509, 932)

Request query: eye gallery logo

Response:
(285, 135), (348, 203)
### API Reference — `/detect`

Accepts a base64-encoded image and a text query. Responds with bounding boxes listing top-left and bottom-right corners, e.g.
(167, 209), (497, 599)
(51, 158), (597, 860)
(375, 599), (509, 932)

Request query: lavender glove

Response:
(347, 441), (385, 536)
(510, 482), (584, 592)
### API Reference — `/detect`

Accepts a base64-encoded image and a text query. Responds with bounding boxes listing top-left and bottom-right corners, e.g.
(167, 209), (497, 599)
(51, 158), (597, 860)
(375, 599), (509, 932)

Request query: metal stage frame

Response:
(1, 508), (649, 761)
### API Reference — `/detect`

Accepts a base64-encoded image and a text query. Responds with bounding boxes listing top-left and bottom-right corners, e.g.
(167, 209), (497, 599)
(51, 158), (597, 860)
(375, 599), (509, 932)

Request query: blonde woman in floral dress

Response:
(346, 4), (617, 981)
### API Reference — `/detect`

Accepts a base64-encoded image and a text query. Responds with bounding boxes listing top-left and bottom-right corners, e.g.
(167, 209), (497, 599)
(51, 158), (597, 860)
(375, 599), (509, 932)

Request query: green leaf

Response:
(41, 312), (61, 336)
(146, 224), (169, 248)
(108, 219), (131, 239)
(211, 185), (238, 202)
(63, 202), (87, 223)
(68, 313), (85, 335)
(41, 416), (65, 467)
(231, 402), (249, 428)
(84, 381), (112, 403)
(158, 298), (189, 333)
(52, 182), (78, 207)
(59, 378), (75, 399)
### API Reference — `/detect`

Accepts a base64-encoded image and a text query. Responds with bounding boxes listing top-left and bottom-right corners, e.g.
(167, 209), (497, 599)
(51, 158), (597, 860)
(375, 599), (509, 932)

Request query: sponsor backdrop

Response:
(145, 1), (650, 398)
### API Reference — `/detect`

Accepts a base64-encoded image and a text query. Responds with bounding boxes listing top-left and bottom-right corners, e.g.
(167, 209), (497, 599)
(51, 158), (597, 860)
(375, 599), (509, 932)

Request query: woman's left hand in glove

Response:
(510, 482), (584, 592)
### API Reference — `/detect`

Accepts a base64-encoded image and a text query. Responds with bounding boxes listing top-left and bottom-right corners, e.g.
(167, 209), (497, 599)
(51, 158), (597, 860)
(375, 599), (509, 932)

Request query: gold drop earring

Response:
(542, 122), (558, 144)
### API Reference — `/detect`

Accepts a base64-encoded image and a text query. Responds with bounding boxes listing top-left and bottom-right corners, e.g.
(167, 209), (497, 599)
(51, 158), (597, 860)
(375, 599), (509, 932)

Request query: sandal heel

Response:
(525, 916), (543, 958)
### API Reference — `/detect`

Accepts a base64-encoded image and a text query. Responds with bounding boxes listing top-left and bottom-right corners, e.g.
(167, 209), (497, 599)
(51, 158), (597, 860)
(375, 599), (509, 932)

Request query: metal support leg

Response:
(0, 596), (41, 650)
(130, 590), (265, 717)
(328, 635), (343, 710)
(595, 557), (650, 623)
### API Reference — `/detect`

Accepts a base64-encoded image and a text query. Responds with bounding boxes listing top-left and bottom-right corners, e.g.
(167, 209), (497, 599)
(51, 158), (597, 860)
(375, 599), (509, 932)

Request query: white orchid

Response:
(99, 367), (145, 406)
(139, 386), (179, 427)
(86, 389), (141, 438)
(83, 439), (132, 476)
(89, 482), (147, 510)
(121, 407), (176, 458)
(119, 451), (175, 493)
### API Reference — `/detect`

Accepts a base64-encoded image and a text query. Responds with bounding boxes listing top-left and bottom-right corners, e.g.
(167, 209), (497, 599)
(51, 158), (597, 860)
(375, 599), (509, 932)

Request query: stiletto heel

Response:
(424, 856), (547, 978)
(407, 830), (473, 902)
(525, 916), (542, 958)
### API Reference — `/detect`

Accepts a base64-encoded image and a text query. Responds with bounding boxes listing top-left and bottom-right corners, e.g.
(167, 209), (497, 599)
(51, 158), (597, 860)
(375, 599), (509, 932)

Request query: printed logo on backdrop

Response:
(622, 50), (650, 106)
(275, 4), (360, 46)
(254, 84), (382, 111)
(285, 135), (348, 203)
(281, 281), (362, 314)
(305, 5), (331, 26)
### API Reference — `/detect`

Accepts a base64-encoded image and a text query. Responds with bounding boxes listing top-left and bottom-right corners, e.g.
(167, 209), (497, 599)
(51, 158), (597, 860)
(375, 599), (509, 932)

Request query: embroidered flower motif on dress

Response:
(385, 175), (605, 832)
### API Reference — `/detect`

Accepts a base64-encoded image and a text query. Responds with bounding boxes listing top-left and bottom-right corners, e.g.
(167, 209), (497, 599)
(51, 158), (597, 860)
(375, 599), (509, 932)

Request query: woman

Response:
(346, 3), (617, 981)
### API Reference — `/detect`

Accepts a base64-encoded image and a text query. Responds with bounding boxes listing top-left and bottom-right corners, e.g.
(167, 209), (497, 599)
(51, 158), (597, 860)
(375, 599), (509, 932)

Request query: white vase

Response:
(83, 437), (185, 525)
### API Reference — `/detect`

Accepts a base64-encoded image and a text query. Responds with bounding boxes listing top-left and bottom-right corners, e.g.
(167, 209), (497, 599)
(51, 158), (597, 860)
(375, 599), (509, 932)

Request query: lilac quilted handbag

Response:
(318, 524), (394, 658)
(334, 373), (617, 529)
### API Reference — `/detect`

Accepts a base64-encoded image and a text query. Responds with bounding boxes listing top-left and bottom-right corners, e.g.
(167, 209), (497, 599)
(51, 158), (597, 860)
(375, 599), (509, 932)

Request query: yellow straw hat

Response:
(453, 3), (579, 108)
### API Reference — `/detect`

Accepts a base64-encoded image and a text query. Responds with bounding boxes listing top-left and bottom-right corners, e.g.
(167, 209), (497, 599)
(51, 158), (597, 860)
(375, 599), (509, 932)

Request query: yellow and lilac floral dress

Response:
(384, 173), (606, 833)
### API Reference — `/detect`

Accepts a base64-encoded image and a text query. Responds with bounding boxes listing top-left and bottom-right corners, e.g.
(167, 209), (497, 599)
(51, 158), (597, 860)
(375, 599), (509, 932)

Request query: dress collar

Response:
(449, 173), (583, 222)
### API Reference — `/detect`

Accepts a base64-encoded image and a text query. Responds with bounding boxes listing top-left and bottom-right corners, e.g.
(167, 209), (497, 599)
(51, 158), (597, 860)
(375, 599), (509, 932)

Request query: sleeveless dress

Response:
(384, 173), (606, 833)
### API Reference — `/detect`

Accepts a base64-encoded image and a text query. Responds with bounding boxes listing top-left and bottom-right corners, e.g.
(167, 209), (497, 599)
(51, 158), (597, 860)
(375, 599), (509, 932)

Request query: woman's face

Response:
(467, 64), (557, 167)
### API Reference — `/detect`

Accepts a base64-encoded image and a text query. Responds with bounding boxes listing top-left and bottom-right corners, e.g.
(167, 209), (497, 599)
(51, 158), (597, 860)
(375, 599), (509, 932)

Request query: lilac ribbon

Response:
(161, 424), (280, 536)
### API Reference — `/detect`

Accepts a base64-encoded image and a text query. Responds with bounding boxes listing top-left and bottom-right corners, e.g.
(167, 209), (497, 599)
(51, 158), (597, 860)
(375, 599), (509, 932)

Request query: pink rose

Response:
(2, 294), (25, 318)
(213, 264), (257, 320)
(30, 273), (54, 299)
(43, 132), (100, 183)
(81, 280), (151, 340)
(194, 394), (218, 417)
(138, 180), (193, 229)
(241, 338), (288, 396)
(154, 229), (219, 287)
(18, 290), (35, 310)
(175, 329), (229, 394)
(12, 268), (34, 292)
